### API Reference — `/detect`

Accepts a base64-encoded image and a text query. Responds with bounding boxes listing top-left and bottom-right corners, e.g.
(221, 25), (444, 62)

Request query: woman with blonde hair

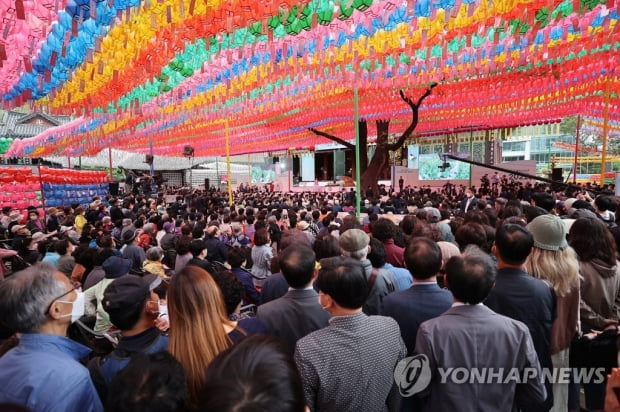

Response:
(167, 265), (235, 405)
(524, 214), (580, 412)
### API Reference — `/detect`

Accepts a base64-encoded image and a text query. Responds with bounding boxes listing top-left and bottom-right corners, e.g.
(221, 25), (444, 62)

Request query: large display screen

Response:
(418, 153), (471, 180)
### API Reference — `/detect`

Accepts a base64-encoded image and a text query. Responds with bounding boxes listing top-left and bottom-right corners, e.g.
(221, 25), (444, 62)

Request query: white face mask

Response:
(30, 216), (37, 220)
(58, 292), (85, 323)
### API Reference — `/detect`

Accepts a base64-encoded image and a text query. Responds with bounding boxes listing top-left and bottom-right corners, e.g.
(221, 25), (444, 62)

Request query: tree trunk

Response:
(361, 120), (390, 197)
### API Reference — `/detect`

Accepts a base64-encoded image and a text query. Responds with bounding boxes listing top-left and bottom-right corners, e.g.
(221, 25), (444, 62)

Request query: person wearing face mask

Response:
(25, 209), (44, 234)
(0, 263), (103, 411)
(294, 257), (406, 412)
(87, 274), (169, 405)
(460, 187), (479, 213)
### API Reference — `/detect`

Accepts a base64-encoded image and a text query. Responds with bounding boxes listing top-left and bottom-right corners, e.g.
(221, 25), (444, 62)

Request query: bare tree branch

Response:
(308, 128), (355, 150)
(386, 83), (437, 151)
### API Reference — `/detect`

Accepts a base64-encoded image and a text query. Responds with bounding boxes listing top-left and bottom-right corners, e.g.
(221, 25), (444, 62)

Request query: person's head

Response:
(142, 223), (155, 234)
(175, 237), (192, 256)
(494, 197), (507, 213)
(231, 222), (243, 234)
(436, 241), (460, 272)
(227, 247), (246, 269)
(312, 234), (340, 260)
(163, 222), (175, 234)
(167, 266), (232, 403)
(103, 275), (162, 331)
(523, 205), (547, 223)
(371, 218), (395, 240)
(454, 222), (487, 251)
(146, 247), (164, 262)
(0, 263), (81, 335)
(197, 335), (305, 412)
(405, 237), (442, 280)
(206, 225), (219, 238)
(106, 351), (188, 412)
(493, 224), (534, 266)
(122, 230), (138, 245)
(253, 228), (270, 246)
(54, 238), (72, 256)
(367, 238), (387, 269)
(316, 257), (368, 312)
(279, 246), (316, 289)
(465, 188), (474, 198)
(211, 271), (245, 316)
(569, 216), (618, 266)
(526, 214), (568, 252)
(94, 247), (116, 266)
(339, 228), (370, 260)
(189, 239), (207, 259)
(594, 195), (615, 213)
(102, 256), (132, 279)
(445, 246), (496, 304)
(531, 191), (555, 212)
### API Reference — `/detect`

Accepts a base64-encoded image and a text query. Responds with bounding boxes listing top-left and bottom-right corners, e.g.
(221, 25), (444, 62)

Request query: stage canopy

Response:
(1, 0), (619, 159)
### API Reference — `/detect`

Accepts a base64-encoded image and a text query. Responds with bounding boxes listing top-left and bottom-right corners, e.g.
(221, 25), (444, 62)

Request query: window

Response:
(502, 141), (526, 152)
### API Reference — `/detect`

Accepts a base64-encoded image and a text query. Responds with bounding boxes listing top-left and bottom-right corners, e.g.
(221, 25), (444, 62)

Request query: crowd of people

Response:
(0, 177), (620, 411)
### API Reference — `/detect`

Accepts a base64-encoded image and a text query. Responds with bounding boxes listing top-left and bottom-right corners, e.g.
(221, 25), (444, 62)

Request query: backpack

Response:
(228, 233), (250, 248)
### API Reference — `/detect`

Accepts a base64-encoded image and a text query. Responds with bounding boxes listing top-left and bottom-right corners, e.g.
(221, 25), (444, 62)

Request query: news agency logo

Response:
(393, 354), (432, 397)
(394, 354), (607, 397)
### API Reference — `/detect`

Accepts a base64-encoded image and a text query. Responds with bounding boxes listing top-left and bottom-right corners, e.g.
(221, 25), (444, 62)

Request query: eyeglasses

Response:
(45, 287), (75, 315)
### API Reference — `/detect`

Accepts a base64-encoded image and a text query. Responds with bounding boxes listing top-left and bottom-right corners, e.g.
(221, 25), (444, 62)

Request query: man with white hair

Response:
(320, 228), (396, 315)
(0, 263), (103, 411)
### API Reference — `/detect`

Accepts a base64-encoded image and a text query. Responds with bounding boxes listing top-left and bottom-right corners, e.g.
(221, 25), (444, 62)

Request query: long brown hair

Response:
(168, 265), (233, 403)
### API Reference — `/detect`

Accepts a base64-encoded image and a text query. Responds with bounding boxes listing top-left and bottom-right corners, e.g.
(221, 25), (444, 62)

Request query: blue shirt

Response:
(41, 252), (60, 267)
(0, 333), (103, 412)
(382, 262), (413, 291)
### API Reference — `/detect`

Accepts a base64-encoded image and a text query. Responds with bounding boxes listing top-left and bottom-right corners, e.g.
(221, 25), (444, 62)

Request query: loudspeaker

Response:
(272, 156), (279, 164)
(204, 178), (210, 189)
(145, 154), (153, 164)
(183, 146), (195, 157)
(552, 168), (563, 182)
(109, 182), (119, 196)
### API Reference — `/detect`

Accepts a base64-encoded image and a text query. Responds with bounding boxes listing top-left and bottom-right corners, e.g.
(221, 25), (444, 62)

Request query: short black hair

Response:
(316, 257), (368, 309)
(371, 218), (395, 240)
(189, 240), (206, 258)
(405, 237), (441, 280)
(280, 246), (316, 289)
(227, 248), (246, 268)
(494, 224), (533, 265)
(445, 246), (496, 304)
(55, 239), (70, 255)
(594, 195), (616, 212)
(211, 271), (245, 316)
(198, 335), (305, 412)
(367, 238), (387, 268)
(175, 237), (191, 255)
(523, 205), (547, 223)
(531, 191), (555, 212)
(106, 351), (188, 412)
(107, 297), (147, 331)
